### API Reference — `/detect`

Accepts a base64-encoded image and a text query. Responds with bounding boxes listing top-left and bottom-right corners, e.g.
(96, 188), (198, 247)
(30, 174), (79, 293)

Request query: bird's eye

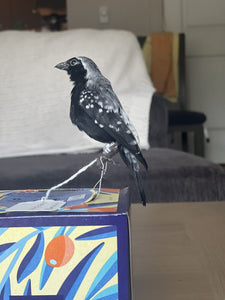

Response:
(70, 59), (77, 66)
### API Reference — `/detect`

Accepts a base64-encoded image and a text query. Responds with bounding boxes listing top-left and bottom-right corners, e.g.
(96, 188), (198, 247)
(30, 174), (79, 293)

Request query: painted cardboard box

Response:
(0, 188), (131, 300)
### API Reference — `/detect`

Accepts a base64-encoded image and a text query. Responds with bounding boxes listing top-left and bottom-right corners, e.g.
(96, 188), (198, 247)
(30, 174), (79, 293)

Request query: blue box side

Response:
(0, 213), (131, 300)
(117, 214), (132, 300)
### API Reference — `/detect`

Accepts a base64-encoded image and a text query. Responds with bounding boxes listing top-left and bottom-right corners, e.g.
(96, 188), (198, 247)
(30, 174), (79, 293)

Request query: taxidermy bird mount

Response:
(55, 56), (148, 205)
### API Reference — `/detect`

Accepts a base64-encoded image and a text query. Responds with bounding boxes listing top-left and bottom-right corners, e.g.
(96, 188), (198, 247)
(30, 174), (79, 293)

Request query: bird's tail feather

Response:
(136, 151), (148, 170)
(119, 146), (146, 206)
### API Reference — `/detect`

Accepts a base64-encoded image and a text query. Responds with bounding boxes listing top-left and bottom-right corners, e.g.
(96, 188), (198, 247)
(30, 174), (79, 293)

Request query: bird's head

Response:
(55, 56), (101, 85)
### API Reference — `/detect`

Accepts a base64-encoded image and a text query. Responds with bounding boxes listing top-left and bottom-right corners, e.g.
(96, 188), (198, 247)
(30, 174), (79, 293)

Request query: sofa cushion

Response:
(0, 148), (225, 203)
(144, 148), (225, 203)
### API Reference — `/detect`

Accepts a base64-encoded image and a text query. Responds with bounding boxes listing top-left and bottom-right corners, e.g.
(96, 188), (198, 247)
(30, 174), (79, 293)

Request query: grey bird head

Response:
(55, 56), (104, 86)
(55, 57), (81, 71)
(55, 56), (101, 73)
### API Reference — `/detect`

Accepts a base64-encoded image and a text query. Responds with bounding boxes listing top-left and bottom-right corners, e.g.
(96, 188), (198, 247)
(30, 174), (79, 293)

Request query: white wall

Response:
(163, 0), (225, 163)
(67, 0), (163, 36)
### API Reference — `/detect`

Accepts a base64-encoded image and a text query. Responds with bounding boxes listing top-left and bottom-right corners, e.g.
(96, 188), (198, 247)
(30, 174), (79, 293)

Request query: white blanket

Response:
(0, 29), (155, 158)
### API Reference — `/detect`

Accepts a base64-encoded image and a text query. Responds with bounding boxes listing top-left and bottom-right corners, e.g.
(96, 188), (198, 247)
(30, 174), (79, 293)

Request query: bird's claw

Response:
(102, 142), (118, 158)
(96, 142), (118, 170)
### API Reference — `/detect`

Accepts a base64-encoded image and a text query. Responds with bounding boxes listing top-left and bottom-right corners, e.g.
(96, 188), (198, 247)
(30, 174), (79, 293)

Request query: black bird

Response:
(55, 57), (148, 205)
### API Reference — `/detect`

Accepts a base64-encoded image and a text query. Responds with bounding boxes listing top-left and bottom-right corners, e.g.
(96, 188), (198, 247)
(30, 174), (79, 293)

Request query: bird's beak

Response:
(55, 61), (69, 71)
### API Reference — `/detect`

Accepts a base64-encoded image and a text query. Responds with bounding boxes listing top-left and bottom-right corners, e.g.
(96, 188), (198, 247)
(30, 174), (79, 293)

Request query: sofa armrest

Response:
(148, 92), (168, 148)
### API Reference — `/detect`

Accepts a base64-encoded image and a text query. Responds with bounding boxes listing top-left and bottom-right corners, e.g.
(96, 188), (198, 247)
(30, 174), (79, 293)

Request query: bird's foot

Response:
(102, 142), (118, 159)
(96, 142), (118, 167)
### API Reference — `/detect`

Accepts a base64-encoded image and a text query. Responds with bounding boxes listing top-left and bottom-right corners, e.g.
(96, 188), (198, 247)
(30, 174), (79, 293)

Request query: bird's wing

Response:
(79, 86), (140, 155)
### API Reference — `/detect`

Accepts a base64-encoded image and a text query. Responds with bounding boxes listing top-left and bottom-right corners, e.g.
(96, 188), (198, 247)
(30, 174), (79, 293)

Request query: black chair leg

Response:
(169, 125), (205, 157)
(194, 125), (204, 157)
(181, 132), (188, 152)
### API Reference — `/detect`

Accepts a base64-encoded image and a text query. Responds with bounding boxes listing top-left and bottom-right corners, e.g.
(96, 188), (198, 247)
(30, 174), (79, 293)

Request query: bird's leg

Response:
(93, 156), (108, 195)
(93, 142), (118, 196)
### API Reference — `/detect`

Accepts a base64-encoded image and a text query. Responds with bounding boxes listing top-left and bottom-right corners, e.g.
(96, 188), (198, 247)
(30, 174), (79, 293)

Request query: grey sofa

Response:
(1, 92), (225, 203)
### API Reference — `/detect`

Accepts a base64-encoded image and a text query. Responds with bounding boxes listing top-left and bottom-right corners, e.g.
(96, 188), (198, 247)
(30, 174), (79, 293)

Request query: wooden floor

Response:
(130, 202), (225, 300)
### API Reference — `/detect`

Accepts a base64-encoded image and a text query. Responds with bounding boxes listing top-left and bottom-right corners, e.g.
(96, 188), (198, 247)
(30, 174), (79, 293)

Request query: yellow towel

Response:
(142, 33), (179, 103)
(142, 35), (152, 77)
(170, 34), (179, 103)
